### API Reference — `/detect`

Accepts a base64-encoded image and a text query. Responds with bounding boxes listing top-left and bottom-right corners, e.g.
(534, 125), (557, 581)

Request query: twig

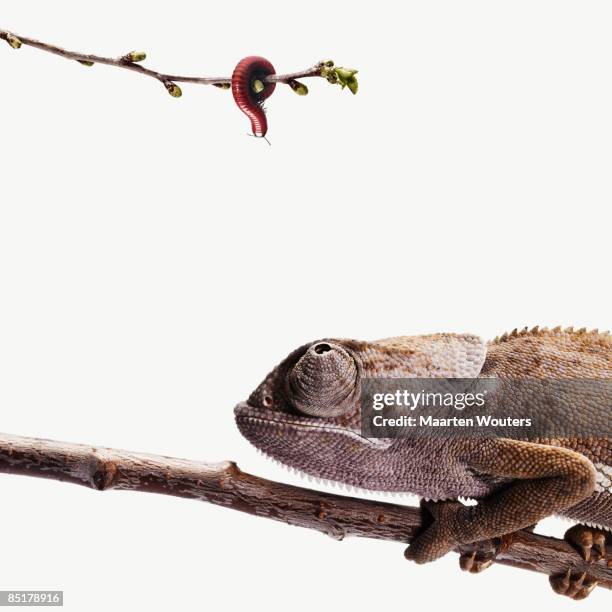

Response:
(0, 28), (342, 97)
(0, 432), (609, 592)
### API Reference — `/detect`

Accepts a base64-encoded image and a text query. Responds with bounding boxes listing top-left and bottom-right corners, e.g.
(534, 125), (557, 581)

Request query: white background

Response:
(0, 1), (610, 610)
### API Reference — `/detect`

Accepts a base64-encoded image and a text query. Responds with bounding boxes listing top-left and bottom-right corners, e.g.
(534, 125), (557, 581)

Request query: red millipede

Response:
(231, 56), (276, 138)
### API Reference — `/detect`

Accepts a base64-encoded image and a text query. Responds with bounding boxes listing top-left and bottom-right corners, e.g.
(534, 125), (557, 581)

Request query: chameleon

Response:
(234, 326), (611, 600)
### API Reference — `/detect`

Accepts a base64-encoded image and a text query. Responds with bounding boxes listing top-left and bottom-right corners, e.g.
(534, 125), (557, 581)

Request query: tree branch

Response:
(0, 29), (352, 97)
(0, 432), (610, 592)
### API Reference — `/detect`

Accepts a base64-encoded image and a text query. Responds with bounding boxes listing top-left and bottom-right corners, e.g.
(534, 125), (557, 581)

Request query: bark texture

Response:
(0, 29), (326, 89)
(0, 433), (610, 591)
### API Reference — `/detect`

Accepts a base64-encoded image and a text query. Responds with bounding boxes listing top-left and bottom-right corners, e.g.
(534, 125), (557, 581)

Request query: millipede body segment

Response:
(231, 56), (276, 137)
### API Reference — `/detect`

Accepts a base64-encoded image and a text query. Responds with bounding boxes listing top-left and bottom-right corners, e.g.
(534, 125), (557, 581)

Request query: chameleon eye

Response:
(286, 342), (359, 417)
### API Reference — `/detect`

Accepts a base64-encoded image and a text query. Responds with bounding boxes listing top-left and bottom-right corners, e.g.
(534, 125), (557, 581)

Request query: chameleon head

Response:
(234, 334), (487, 490)
(234, 339), (381, 487)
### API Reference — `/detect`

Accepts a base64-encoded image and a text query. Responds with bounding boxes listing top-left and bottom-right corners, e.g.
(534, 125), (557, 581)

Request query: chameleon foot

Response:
(549, 570), (598, 600)
(458, 527), (535, 574)
(405, 499), (463, 564)
(459, 550), (495, 574)
(564, 524), (610, 563)
(548, 525), (610, 600)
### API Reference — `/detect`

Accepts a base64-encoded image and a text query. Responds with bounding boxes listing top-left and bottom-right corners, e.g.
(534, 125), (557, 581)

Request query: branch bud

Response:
(78, 60), (95, 67)
(164, 81), (182, 97)
(251, 79), (265, 94)
(335, 67), (358, 81)
(328, 67), (359, 94)
(6, 34), (22, 50)
(125, 51), (147, 63)
(289, 80), (308, 96)
(320, 66), (337, 83)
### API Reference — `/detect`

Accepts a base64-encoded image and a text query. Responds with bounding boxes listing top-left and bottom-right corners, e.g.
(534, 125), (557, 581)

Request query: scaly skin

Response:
(235, 327), (611, 599)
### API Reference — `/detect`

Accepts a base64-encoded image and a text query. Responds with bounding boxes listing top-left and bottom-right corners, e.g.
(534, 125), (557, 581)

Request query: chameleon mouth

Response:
(234, 402), (401, 495)
(233, 401), (386, 446)
(234, 402), (476, 501)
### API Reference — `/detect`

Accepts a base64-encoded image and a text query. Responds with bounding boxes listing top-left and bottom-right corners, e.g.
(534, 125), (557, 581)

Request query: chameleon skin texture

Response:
(235, 327), (611, 568)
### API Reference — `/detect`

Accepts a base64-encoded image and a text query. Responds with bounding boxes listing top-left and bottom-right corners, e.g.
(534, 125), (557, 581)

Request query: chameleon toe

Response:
(549, 570), (598, 600)
(459, 550), (495, 574)
(564, 524), (610, 563)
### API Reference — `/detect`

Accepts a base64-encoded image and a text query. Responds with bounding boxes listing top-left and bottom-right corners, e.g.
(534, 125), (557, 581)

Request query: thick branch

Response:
(0, 433), (610, 592)
(0, 29), (327, 93)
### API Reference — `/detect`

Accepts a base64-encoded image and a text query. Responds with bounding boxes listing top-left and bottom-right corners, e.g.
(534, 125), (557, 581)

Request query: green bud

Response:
(78, 60), (95, 67)
(214, 83), (231, 90)
(165, 82), (182, 97)
(128, 51), (147, 63)
(289, 80), (308, 96)
(321, 64), (359, 93)
(322, 67), (338, 84)
(335, 67), (358, 81)
(252, 79), (265, 94)
(7, 34), (22, 50)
